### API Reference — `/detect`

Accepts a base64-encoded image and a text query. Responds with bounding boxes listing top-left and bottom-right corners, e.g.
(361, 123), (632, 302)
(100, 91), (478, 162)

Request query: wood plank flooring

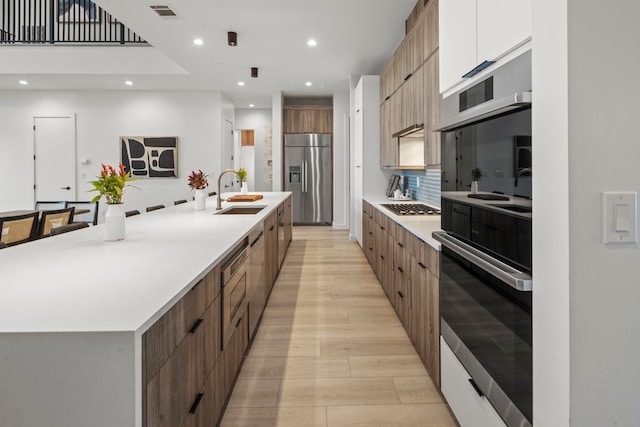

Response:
(220, 226), (455, 427)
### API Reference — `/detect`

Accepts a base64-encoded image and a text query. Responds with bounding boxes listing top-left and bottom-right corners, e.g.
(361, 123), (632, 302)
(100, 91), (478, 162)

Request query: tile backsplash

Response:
(400, 169), (441, 208)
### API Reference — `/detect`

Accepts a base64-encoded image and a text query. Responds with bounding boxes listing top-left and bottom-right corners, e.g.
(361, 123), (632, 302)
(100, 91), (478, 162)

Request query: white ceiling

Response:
(0, 0), (416, 108)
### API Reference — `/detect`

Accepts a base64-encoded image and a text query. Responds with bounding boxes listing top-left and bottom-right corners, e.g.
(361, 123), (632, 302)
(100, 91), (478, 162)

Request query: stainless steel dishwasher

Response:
(221, 237), (249, 349)
(247, 224), (266, 339)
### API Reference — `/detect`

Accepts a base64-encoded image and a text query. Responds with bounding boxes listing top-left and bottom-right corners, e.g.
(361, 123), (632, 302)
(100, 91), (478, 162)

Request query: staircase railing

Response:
(1, 0), (146, 44)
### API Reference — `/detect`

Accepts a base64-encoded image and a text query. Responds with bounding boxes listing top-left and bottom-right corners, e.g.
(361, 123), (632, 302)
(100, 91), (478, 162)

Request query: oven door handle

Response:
(432, 231), (532, 291)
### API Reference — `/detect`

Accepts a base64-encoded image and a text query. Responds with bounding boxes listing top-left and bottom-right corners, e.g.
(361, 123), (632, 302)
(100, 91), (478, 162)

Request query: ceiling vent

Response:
(149, 5), (178, 18)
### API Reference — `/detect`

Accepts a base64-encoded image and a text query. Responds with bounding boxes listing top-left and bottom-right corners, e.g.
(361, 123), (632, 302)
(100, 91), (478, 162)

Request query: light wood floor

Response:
(220, 226), (456, 427)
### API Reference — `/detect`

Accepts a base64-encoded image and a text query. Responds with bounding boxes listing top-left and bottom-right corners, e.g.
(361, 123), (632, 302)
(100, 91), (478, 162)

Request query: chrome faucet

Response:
(217, 169), (242, 210)
(514, 168), (532, 187)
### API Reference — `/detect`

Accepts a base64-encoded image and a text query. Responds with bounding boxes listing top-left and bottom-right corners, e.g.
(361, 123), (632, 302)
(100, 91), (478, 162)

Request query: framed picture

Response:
(57, 0), (100, 23)
(120, 136), (178, 178)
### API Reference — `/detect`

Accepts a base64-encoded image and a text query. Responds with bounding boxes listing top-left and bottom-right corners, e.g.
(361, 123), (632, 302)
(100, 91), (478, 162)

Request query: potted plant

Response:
(90, 163), (137, 241)
(471, 167), (482, 194)
(188, 169), (209, 211)
(237, 167), (248, 194)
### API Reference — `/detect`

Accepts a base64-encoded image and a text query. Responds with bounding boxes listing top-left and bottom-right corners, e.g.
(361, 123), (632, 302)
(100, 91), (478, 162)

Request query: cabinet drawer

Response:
(182, 354), (227, 427)
(223, 306), (249, 395)
(441, 337), (506, 427)
(144, 266), (220, 382)
(145, 295), (222, 427)
(419, 240), (440, 279)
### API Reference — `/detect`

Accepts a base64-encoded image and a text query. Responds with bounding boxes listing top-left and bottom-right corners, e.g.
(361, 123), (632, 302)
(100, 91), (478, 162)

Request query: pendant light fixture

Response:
(227, 31), (237, 46)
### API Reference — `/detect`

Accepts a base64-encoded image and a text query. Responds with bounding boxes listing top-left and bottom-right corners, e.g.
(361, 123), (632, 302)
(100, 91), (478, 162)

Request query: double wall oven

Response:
(435, 49), (533, 427)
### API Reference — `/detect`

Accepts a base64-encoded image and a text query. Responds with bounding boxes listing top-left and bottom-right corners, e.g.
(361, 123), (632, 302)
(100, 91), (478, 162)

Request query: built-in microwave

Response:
(440, 50), (532, 199)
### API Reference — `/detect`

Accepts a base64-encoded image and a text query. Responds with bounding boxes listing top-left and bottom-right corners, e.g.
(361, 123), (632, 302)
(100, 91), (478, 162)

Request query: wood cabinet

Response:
(379, 0), (440, 169)
(284, 195), (292, 249)
(264, 209), (278, 296)
(283, 106), (333, 134)
(423, 52), (441, 167)
(361, 202), (441, 384)
(143, 271), (222, 427)
(439, 0), (531, 93)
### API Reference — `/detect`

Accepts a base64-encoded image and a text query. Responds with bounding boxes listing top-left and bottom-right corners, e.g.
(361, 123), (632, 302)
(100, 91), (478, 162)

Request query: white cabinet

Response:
(439, 0), (531, 93)
(352, 76), (386, 247)
(439, 0), (477, 94)
(440, 337), (506, 427)
(477, 0), (531, 63)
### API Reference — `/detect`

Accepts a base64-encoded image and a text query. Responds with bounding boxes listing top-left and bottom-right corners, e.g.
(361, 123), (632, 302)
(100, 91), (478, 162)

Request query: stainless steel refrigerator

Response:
(284, 134), (332, 225)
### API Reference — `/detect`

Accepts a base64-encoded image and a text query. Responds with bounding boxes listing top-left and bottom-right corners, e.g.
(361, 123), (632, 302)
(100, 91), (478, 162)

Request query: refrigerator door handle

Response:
(302, 161), (307, 194)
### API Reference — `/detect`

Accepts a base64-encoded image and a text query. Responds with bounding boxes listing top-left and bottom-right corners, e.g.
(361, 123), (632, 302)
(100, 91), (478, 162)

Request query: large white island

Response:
(0, 192), (291, 427)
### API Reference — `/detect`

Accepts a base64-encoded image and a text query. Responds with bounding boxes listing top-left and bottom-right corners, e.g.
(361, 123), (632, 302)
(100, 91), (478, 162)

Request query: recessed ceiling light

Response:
(193, 38), (203, 46)
(237, 81), (245, 86)
(249, 104), (255, 108)
(307, 39), (317, 47)
(305, 81), (312, 87)
(125, 80), (133, 86)
(19, 80), (28, 85)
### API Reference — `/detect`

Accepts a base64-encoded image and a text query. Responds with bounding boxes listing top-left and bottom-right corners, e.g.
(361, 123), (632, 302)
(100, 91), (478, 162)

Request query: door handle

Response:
(60, 186), (71, 190)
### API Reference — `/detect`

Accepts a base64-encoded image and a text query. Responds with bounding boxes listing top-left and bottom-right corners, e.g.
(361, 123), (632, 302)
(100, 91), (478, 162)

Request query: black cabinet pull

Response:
(369, 247), (373, 252)
(385, 96), (391, 101)
(380, 225), (384, 230)
(417, 262), (427, 269)
(269, 225), (275, 231)
(189, 318), (203, 334)
(189, 393), (204, 414)
(397, 291), (404, 298)
(380, 255), (384, 260)
(468, 378), (484, 397)
(236, 317), (243, 328)
(369, 231), (373, 235)
(404, 73), (413, 81)
(397, 266), (404, 273)
(397, 242), (404, 248)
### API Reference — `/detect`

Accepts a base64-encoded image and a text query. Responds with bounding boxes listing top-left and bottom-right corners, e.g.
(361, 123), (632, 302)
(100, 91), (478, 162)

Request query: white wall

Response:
(333, 89), (350, 229)
(0, 90), (225, 216)
(235, 108), (273, 193)
(534, 0), (640, 425)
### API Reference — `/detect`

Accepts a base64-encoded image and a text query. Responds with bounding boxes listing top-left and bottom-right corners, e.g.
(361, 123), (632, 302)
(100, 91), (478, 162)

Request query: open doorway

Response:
(235, 129), (255, 192)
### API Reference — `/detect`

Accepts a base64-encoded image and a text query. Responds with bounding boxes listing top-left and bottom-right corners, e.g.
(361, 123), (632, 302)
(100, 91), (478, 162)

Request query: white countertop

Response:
(441, 191), (532, 219)
(0, 192), (290, 334)
(364, 196), (442, 250)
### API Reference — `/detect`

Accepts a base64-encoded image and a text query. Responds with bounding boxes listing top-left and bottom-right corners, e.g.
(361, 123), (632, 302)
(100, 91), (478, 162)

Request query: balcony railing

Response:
(1, 0), (146, 44)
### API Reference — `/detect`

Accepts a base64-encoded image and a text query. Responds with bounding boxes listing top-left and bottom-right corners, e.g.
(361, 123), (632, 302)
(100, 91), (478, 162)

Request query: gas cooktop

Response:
(381, 203), (441, 216)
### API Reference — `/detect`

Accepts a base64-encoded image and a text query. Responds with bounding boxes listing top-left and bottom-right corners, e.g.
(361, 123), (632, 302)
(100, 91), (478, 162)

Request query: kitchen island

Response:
(0, 192), (291, 427)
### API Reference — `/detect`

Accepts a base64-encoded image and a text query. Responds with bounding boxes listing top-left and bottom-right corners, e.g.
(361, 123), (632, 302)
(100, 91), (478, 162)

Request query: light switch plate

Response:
(603, 192), (637, 244)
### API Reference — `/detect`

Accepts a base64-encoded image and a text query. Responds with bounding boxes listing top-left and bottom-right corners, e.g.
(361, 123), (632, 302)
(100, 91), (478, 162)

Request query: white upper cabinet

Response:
(439, 0), (477, 93)
(439, 0), (531, 93)
(476, 0), (531, 63)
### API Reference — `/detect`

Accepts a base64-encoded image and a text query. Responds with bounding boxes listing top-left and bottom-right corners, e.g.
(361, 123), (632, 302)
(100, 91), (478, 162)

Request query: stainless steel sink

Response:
(488, 204), (532, 213)
(216, 206), (266, 215)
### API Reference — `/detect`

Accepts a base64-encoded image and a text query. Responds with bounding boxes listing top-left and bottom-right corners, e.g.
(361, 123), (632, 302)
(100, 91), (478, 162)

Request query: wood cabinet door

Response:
(424, 53), (441, 167)
(423, 0), (439, 61)
(410, 255), (428, 365)
(379, 100), (397, 168)
(182, 355), (227, 427)
(393, 266), (412, 336)
(284, 197), (292, 246)
(223, 309), (249, 394)
(426, 269), (440, 386)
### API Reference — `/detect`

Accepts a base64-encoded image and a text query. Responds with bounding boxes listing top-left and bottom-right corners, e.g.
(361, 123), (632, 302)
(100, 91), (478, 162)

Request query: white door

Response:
(34, 115), (76, 203)
(221, 119), (237, 192)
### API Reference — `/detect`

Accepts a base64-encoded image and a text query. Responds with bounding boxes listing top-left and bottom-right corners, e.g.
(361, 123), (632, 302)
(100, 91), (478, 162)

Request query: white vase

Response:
(194, 189), (207, 211)
(241, 182), (248, 194)
(471, 181), (479, 194)
(105, 203), (126, 241)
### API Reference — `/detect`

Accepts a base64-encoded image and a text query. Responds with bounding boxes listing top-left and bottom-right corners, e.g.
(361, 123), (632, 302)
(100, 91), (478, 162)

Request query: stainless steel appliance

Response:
(440, 50), (532, 199)
(434, 230), (532, 427)
(247, 225), (265, 339)
(221, 238), (249, 349)
(437, 49), (533, 427)
(284, 134), (332, 225)
(380, 203), (441, 216)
